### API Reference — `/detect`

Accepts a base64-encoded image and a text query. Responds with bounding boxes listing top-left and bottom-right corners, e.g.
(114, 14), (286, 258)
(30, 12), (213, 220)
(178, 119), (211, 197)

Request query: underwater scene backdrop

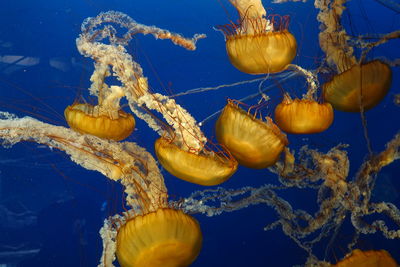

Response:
(0, 0), (399, 266)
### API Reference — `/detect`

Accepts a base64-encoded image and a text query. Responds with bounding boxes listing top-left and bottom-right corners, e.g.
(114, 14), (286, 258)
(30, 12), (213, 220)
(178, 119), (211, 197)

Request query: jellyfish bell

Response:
(316, 0), (395, 112)
(219, 16), (297, 74)
(225, 27), (297, 74)
(274, 94), (334, 134)
(64, 103), (135, 141)
(217, 1), (297, 74)
(332, 249), (398, 267)
(64, 62), (137, 141)
(323, 60), (392, 112)
(116, 208), (202, 267)
(154, 137), (238, 186)
(215, 100), (288, 169)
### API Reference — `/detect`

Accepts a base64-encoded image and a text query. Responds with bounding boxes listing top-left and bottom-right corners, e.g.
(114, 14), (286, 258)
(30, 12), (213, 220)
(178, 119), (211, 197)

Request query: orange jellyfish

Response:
(274, 94), (334, 134)
(323, 60), (392, 112)
(215, 100), (288, 169)
(116, 209), (202, 267)
(64, 66), (135, 141)
(217, 0), (297, 74)
(155, 137), (238, 186)
(332, 249), (398, 267)
(316, 0), (394, 112)
(65, 103), (135, 141)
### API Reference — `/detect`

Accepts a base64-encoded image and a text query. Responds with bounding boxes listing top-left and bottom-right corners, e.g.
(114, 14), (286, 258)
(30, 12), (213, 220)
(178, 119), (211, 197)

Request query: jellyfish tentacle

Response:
(179, 133), (400, 263)
(0, 112), (167, 212)
(77, 11), (207, 152)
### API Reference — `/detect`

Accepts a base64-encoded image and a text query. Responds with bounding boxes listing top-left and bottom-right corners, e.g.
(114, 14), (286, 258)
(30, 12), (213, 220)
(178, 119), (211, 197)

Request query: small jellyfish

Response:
(215, 100), (288, 169)
(65, 103), (135, 141)
(332, 249), (398, 267)
(274, 94), (334, 134)
(65, 66), (135, 141)
(155, 137), (238, 186)
(217, 0), (297, 74)
(116, 209), (202, 267)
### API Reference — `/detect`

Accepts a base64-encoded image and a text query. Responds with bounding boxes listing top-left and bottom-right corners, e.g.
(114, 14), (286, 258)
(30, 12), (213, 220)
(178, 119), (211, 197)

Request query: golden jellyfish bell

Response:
(218, 12), (297, 74)
(332, 249), (398, 267)
(154, 137), (238, 186)
(215, 101), (288, 169)
(274, 96), (334, 134)
(64, 103), (135, 141)
(226, 30), (297, 74)
(323, 60), (392, 112)
(116, 208), (202, 267)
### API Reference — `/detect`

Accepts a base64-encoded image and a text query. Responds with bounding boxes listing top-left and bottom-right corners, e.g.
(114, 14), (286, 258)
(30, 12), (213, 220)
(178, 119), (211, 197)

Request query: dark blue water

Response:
(0, 0), (399, 266)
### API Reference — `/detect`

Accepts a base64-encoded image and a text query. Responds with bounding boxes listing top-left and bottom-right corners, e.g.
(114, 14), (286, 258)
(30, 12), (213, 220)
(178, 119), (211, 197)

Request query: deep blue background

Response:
(0, 0), (399, 266)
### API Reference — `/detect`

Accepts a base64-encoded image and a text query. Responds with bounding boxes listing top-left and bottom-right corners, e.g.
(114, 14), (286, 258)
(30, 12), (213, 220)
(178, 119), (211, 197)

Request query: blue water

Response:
(0, 0), (399, 266)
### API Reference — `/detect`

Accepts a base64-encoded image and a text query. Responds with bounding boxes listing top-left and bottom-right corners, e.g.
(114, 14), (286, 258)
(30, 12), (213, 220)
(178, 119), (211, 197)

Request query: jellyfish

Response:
(332, 249), (398, 267)
(274, 94), (334, 134)
(64, 104), (135, 141)
(217, 0), (297, 74)
(322, 55), (392, 113)
(155, 137), (238, 186)
(64, 64), (135, 141)
(315, 0), (399, 112)
(215, 99), (288, 169)
(115, 209), (202, 267)
(274, 64), (334, 134)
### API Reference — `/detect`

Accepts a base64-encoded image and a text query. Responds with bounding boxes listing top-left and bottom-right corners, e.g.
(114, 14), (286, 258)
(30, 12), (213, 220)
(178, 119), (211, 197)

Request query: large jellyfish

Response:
(215, 99), (288, 169)
(217, 0), (297, 74)
(315, 0), (399, 112)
